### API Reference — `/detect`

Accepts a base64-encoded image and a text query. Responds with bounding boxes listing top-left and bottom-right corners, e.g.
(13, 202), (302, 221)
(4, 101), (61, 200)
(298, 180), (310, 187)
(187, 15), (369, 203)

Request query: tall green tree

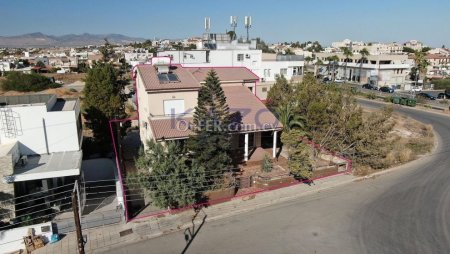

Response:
(281, 129), (312, 179)
(134, 140), (201, 208)
(188, 70), (232, 189)
(99, 39), (114, 62)
(342, 47), (353, 81)
(326, 55), (340, 81)
(83, 62), (126, 149)
(304, 56), (313, 72)
(413, 50), (429, 84)
(35, 60), (46, 68)
(358, 48), (369, 83)
(266, 75), (292, 110)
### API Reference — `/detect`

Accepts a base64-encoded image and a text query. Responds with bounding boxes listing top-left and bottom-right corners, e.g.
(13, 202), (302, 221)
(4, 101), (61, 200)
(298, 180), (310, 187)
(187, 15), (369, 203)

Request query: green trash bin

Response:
(400, 97), (407, 105)
(407, 98), (417, 107)
(392, 97), (400, 104)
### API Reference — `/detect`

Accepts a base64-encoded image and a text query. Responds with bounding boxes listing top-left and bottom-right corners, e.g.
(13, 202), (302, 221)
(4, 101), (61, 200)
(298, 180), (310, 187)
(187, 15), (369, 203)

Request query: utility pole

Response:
(72, 191), (85, 254)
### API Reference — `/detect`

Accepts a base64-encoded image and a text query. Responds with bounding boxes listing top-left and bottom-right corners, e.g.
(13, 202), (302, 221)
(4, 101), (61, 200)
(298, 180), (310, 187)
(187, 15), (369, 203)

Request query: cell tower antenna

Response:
(244, 16), (252, 42)
(230, 16), (237, 40)
(204, 17), (211, 33)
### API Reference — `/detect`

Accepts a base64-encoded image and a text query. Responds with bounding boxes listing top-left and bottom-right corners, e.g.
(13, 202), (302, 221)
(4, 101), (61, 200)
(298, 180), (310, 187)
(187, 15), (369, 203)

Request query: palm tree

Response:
(327, 55), (340, 81)
(275, 104), (305, 132)
(358, 48), (369, 83)
(304, 56), (313, 72)
(314, 59), (323, 77)
(342, 47), (353, 81)
(413, 50), (430, 87)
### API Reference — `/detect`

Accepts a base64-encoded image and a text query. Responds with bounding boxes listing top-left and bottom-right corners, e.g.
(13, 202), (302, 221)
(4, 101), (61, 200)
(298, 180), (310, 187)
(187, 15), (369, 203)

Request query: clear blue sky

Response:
(1, 0), (449, 47)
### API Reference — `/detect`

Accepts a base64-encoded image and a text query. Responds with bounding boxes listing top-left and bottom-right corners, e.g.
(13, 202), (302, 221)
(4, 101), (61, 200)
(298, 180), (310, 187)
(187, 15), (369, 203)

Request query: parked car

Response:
(362, 83), (377, 90)
(416, 92), (436, 100)
(437, 93), (450, 99)
(334, 78), (344, 83)
(379, 86), (394, 93)
(411, 86), (423, 92)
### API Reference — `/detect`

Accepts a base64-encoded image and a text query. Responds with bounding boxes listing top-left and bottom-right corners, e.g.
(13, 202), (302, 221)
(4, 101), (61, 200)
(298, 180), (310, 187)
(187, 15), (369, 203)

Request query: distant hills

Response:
(0, 33), (147, 48)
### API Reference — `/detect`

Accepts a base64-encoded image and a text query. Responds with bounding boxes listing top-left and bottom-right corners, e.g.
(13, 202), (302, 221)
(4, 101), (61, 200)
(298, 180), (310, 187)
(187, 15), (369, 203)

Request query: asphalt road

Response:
(108, 101), (450, 254)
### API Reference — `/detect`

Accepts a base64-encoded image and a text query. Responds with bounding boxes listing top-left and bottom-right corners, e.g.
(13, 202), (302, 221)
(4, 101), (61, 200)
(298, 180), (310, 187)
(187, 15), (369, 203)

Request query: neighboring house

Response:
(315, 52), (411, 88)
(0, 94), (83, 219)
(0, 61), (11, 74)
(134, 57), (282, 164)
(425, 54), (450, 71)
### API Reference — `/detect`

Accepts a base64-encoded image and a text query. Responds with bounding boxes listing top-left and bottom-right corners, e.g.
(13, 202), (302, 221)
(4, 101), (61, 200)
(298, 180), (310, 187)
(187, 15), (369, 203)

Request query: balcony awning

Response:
(4, 151), (82, 183)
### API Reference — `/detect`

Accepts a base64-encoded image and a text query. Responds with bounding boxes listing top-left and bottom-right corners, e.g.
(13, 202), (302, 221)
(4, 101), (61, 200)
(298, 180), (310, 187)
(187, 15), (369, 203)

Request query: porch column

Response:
(244, 133), (249, 161)
(273, 131), (278, 158)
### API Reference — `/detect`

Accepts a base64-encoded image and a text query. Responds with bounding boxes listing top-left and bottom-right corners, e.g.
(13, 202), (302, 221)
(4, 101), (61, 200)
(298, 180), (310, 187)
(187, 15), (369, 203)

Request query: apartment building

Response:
(134, 57), (282, 164)
(0, 94), (83, 218)
(316, 52), (411, 88)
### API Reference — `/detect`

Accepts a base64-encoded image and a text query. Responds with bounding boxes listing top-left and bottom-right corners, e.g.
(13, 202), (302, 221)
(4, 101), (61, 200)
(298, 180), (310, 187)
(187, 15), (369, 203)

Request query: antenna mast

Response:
(230, 16), (237, 40)
(244, 16), (252, 42)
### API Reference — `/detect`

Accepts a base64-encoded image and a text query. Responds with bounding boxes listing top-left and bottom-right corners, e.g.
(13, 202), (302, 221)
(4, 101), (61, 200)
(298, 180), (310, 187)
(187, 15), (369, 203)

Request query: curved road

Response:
(109, 100), (450, 254)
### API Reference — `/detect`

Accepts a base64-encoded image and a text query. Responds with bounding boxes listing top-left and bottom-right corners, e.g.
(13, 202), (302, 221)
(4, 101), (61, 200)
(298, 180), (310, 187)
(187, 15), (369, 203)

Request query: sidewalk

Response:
(34, 173), (355, 254)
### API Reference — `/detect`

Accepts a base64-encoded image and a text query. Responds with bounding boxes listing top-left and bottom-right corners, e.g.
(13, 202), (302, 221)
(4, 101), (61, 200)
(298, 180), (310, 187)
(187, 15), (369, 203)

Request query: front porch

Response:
(230, 130), (282, 167)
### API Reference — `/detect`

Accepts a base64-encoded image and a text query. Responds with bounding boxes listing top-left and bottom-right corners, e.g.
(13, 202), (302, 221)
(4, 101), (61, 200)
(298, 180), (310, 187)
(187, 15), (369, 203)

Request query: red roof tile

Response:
(149, 86), (282, 140)
(137, 65), (200, 91)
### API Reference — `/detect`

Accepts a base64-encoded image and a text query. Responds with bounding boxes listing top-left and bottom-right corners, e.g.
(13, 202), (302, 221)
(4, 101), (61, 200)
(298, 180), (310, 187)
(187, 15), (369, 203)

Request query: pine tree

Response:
(83, 62), (126, 150)
(188, 70), (232, 189)
(266, 75), (293, 110)
(134, 140), (201, 208)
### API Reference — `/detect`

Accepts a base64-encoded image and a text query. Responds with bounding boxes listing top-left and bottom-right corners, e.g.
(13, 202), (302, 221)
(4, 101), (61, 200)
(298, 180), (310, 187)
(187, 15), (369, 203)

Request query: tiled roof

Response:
(137, 65), (200, 91)
(186, 67), (259, 83)
(149, 117), (194, 140)
(223, 86), (282, 132)
(149, 86), (282, 140)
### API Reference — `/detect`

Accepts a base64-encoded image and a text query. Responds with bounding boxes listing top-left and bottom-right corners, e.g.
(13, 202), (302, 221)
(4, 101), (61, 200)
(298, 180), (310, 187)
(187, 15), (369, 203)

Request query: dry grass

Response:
(42, 73), (86, 84)
(356, 110), (435, 176)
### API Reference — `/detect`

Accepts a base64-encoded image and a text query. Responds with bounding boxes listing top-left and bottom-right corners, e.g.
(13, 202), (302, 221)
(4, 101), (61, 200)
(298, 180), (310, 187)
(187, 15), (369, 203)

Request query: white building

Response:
(0, 94), (83, 218)
(0, 61), (11, 74)
(155, 33), (304, 100)
(316, 52), (411, 88)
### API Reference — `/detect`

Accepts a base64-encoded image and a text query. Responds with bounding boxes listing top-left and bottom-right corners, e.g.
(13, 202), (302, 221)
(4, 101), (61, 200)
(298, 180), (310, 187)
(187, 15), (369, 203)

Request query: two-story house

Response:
(134, 57), (282, 165)
(0, 94), (83, 218)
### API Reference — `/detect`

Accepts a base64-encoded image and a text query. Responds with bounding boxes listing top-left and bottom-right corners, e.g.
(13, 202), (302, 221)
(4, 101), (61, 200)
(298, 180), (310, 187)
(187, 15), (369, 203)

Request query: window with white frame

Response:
(280, 68), (287, 76)
(237, 54), (244, 62)
(163, 99), (185, 116)
(264, 69), (271, 77)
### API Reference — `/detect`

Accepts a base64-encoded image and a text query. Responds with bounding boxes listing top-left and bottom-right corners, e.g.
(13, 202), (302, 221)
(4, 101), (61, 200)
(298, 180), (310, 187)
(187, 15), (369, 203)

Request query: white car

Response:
(411, 86), (423, 92)
(334, 78), (345, 83)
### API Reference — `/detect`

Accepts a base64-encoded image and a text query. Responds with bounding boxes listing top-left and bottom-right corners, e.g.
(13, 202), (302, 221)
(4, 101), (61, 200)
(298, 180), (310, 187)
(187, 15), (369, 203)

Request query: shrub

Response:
(384, 96), (393, 103)
(399, 148), (413, 163)
(407, 137), (433, 154)
(2, 72), (61, 92)
(366, 92), (376, 100)
(261, 154), (273, 173)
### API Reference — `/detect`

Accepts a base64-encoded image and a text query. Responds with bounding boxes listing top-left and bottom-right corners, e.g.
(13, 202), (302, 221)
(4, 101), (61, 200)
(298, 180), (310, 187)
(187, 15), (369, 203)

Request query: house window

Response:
(262, 87), (267, 92)
(163, 99), (185, 116)
(264, 69), (271, 77)
(280, 68), (287, 76)
(237, 54), (244, 61)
